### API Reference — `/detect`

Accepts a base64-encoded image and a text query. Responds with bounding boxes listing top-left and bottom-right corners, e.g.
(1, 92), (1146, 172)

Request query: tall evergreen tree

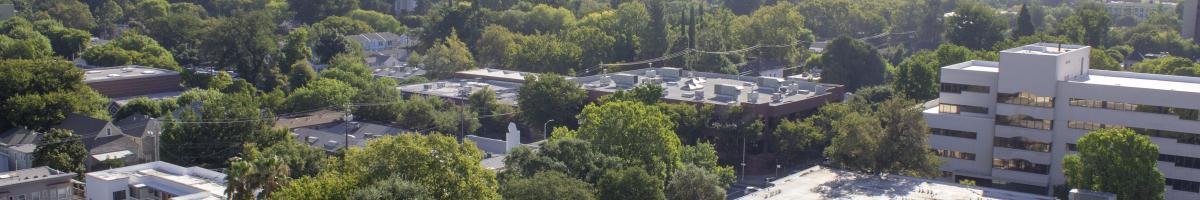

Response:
(1014, 4), (1035, 38)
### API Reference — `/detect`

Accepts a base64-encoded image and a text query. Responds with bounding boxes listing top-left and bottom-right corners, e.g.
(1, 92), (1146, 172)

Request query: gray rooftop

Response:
(291, 121), (409, 152)
(573, 68), (840, 106)
(398, 79), (522, 106)
(0, 166), (75, 187)
(83, 65), (179, 83)
(738, 166), (1054, 200)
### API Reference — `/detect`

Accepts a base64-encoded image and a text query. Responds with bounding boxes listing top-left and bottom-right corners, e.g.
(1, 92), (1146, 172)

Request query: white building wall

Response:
(930, 43), (1200, 199)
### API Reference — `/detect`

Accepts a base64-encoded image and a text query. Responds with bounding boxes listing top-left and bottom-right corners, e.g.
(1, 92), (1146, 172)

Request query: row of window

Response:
(933, 149), (976, 161)
(997, 92), (1055, 108)
(940, 83), (990, 94)
(1160, 154), (1200, 170)
(939, 103), (988, 115)
(1067, 120), (1200, 145)
(996, 114), (1053, 130)
(993, 159), (1050, 174)
(1167, 178), (1200, 193)
(1066, 143), (1077, 151)
(994, 136), (1051, 152)
(5, 188), (71, 200)
(1068, 98), (1200, 121)
(930, 128), (977, 139)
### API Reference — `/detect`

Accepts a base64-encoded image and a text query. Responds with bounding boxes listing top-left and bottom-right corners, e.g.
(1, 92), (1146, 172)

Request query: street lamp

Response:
(543, 119), (555, 140)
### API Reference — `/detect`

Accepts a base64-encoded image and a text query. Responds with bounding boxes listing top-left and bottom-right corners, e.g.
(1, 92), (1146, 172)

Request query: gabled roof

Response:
(82, 134), (140, 156)
(0, 127), (40, 146)
(115, 114), (159, 138)
(53, 113), (120, 137)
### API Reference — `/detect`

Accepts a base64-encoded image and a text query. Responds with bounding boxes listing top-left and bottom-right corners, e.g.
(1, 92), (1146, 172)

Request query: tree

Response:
(476, 25), (521, 69)
(501, 171), (596, 200)
(1013, 4), (1035, 38)
(93, 0), (124, 38)
(737, 1), (813, 65)
(518, 73), (587, 128)
(311, 16), (374, 62)
(349, 177), (433, 200)
(162, 91), (270, 168)
(892, 51), (938, 101)
(665, 164), (726, 200)
(1131, 56), (1197, 76)
(33, 22), (91, 59)
(284, 78), (360, 112)
(0, 59), (109, 129)
(269, 134), (500, 200)
(142, 12), (209, 65)
(658, 103), (713, 145)
(874, 97), (939, 177)
(795, 0), (886, 39)
(944, 3), (1007, 50)
(597, 167), (665, 200)
(501, 138), (624, 183)
(511, 34), (582, 74)
(469, 88), (517, 138)
(80, 33), (180, 71)
(818, 37), (887, 91)
(576, 101), (681, 178)
(114, 97), (177, 119)
(562, 27), (615, 68)
(423, 32), (476, 78)
(1089, 48), (1121, 71)
(200, 11), (280, 88)
(288, 61), (318, 90)
(287, 0), (359, 23)
(226, 145), (291, 200)
(772, 118), (824, 163)
(0, 17), (54, 59)
(32, 129), (87, 175)
(35, 0), (95, 30)
(823, 112), (882, 173)
(432, 105), (481, 137)
(1064, 128), (1164, 200)
(1056, 2), (1111, 47)
(346, 9), (406, 34)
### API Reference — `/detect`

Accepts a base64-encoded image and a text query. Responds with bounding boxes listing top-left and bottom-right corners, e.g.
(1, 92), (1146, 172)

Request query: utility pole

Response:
(543, 119), (555, 140)
(342, 114), (354, 158)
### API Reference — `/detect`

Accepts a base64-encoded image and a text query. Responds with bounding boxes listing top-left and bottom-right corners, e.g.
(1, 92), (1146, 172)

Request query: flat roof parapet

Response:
(1001, 43), (1088, 55)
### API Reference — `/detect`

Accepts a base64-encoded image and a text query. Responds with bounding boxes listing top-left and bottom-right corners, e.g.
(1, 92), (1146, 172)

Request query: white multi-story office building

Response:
(924, 43), (1200, 199)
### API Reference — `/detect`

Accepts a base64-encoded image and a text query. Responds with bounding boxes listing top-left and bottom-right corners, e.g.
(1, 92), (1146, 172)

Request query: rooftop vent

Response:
(141, 70), (158, 74)
(107, 74), (122, 77)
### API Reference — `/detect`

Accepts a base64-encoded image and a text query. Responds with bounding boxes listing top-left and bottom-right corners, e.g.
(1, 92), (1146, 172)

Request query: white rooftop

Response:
(86, 161), (227, 200)
(83, 65), (177, 83)
(1001, 43), (1087, 55)
(1072, 69), (1200, 93)
(737, 166), (1053, 200)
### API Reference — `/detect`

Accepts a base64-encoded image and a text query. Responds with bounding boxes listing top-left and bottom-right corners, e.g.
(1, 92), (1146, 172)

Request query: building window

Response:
(1160, 154), (1200, 169)
(931, 128), (977, 139)
(1066, 143), (1077, 152)
(933, 149), (976, 160)
(1069, 98), (1199, 121)
(993, 158), (1050, 174)
(111, 190), (125, 200)
(939, 103), (988, 115)
(994, 136), (1051, 152)
(995, 114), (1052, 130)
(940, 83), (990, 94)
(1067, 120), (1200, 145)
(1167, 178), (1200, 193)
(997, 92), (1054, 108)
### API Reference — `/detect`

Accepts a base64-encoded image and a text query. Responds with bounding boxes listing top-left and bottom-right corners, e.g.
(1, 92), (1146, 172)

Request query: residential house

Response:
(0, 128), (39, 172)
(51, 114), (148, 170)
(0, 167), (76, 200)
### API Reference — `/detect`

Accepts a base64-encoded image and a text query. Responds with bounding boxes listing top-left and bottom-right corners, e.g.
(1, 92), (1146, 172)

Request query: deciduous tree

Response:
(1064, 128), (1164, 200)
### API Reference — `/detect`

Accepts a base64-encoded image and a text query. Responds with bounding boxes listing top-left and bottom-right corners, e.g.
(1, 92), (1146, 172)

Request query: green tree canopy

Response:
(423, 32), (476, 78)
(32, 128), (87, 175)
(597, 167), (665, 200)
(284, 78), (360, 112)
(576, 101), (681, 178)
(346, 9), (406, 34)
(1064, 128), (1164, 200)
(665, 164), (726, 200)
(81, 33), (180, 71)
(269, 134), (500, 200)
(518, 73), (587, 127)
(944, 3), (1007, 50)
(501, 171), (596, 200)
(818, 37), (887, 91)
(1013, 4), (1035, 38)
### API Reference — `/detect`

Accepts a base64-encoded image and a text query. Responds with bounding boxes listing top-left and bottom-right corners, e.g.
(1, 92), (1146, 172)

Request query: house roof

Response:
(115, 114), (159, 138)
(345, 32), (404, 45)
(274, 110), (346, 129)
(82, 134), (140, 156)
(53, 113), (120, 137)
(0, 127), (40, 153)
(0, 166), (75, 187)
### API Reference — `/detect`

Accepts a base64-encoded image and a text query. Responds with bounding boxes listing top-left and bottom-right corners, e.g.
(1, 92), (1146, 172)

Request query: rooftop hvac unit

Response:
(645, 70), (657, 77)
(694, 91), (704, 100)
(423, 84), (433, 91)
(748, 93), (759, 103)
